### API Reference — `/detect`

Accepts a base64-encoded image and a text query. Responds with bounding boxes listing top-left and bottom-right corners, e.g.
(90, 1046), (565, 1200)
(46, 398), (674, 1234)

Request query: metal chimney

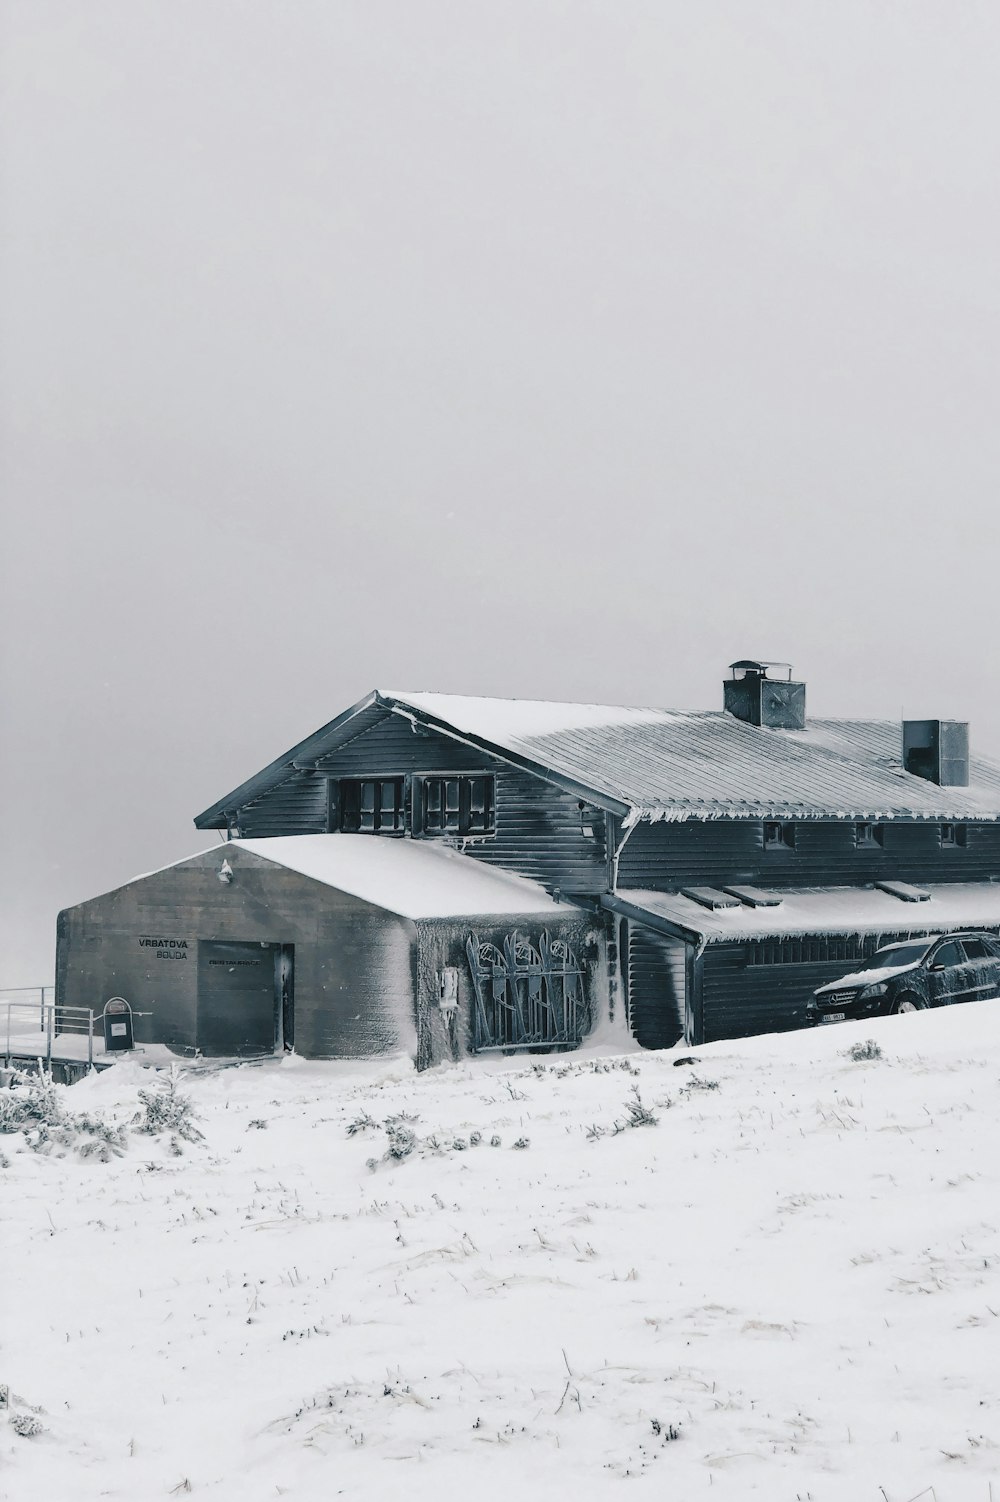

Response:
(902, 720), (970, 787)
(723, 660), (806, 731)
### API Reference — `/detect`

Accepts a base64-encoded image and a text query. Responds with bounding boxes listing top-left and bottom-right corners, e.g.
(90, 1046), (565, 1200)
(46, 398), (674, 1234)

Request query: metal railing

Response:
(0, 986), (54, 1030)
(3, 999), (96, 1068)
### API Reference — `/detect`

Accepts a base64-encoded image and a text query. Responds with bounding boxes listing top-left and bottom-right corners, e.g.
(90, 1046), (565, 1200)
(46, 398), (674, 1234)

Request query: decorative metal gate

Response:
(465, 930), (586, 1052)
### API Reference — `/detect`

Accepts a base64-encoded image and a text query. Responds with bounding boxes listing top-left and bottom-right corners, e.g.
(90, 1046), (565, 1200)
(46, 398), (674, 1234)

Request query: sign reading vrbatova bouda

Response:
(138, 937), (189, 961)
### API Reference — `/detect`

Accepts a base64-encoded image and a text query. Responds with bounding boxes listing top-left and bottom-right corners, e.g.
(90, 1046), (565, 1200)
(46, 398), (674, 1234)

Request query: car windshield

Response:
(866, 941), (931, 971)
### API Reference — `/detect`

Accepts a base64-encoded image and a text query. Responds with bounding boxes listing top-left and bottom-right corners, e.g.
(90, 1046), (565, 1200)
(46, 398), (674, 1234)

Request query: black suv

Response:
(807, 932), (1000, 1026)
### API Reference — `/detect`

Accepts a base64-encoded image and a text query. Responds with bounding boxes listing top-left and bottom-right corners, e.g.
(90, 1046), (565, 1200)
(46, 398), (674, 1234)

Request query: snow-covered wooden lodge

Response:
(56, 662), (1000, 1064)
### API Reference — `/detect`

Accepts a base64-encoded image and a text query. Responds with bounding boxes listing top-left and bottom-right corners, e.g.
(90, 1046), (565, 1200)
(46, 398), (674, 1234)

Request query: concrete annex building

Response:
(57, 663), (1000, 1064)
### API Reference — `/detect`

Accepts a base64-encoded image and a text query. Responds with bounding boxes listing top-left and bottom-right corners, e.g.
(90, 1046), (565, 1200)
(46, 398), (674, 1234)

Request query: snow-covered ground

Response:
(4, 1006), (1000, 1501)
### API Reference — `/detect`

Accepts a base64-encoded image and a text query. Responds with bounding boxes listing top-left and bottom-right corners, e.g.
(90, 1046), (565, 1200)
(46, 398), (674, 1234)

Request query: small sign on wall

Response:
(438, 967), (460, 1012)
(103, 998), (135, 1052)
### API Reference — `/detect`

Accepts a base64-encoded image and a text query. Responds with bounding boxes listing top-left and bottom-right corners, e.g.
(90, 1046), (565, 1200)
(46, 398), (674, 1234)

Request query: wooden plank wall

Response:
(235, 770), (329, 835)
(234, 712), (610, 895)
(624, 922), (686, 1049)
(700, 945), (846, 1041)
(618, 819), (1000, 891)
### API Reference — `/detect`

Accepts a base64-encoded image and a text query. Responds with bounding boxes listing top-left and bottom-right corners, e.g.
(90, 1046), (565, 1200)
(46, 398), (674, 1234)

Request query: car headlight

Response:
(858, 982), (889, 1001)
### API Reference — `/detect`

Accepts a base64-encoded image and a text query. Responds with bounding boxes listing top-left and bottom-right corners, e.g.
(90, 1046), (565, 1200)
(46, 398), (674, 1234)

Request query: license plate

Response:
(820, 1012), (846, 1024)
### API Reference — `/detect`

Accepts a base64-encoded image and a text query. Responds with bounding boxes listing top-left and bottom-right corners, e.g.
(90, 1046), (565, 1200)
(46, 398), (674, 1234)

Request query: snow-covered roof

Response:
(193, 689), (1000, 828)
(608, 882), (1000, 944)
(383, 693), (1000, 822)
(227, 834), (581, 921)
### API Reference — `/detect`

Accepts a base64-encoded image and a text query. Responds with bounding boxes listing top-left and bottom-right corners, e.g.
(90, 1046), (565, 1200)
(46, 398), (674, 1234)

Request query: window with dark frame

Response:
(418, 774), (495, 837)
(337, 777), (404, 834)
(940, 822), (968, 849)
(855, 822), (884, 849)
(763, 820), (796, 851)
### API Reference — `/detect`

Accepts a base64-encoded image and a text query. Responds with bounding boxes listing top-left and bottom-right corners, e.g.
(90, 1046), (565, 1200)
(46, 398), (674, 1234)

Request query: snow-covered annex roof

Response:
(607, 882), (1000, 945)
(225, 834), (580, 921)
(194, 689), (1000, 828)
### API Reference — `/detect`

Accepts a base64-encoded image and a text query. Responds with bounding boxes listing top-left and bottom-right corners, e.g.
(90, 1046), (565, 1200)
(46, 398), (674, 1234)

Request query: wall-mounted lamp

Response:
(218, 860), (234, 884)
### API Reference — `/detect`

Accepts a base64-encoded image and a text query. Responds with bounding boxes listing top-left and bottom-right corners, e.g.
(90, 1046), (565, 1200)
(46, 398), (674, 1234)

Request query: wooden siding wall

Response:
(234, 712), (609, 895)
(236, 770), (329, 835)
(56, 847), (418, 1058)
(699, 946), (840, 1041)
(618, 819), (1000, 891)
(624, 922), (686, 1049)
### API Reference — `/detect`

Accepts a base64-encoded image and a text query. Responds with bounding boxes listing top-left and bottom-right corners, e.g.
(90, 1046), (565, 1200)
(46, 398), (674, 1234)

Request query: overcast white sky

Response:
(3, 2), (1000, 984)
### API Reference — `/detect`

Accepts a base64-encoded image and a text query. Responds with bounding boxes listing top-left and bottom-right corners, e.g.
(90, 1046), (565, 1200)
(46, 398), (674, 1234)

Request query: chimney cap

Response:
(728, 659), (793, 682)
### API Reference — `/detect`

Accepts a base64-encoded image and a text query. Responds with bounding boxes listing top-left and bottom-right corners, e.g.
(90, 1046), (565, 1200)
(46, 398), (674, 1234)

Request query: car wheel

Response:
(892, 994), (926, 1015)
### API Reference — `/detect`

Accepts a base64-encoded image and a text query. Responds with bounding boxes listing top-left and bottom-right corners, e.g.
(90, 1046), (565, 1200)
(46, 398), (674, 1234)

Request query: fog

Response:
(3, 2), (999, 984)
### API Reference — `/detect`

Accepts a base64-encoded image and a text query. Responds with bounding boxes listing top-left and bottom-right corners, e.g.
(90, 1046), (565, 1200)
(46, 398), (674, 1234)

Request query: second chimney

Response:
(723, 660), (806, 731)
(902, 720), (970, 787)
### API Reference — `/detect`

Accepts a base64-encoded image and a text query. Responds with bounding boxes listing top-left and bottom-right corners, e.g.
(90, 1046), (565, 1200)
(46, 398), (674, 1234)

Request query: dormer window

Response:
(337, 778), (404, 834)
(417, 774), (495, 837)
(855, 822), (884, 849)
(763, 821), (796, 851)
(940, 822), (967, 849)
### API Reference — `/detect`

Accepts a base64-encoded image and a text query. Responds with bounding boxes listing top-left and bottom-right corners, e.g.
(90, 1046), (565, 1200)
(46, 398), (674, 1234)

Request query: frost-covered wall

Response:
(414, 914), (608, 1070)
(56, 846), (418, 1060)
(618, 818), (1000, 891)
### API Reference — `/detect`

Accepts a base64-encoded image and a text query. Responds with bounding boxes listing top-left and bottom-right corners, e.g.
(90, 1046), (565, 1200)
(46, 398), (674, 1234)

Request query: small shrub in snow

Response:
(346, 1111), (377, 1136)
(469, 1130), (482, 1147)
(0, 1149), (9, 1168)
(133, 1069), (203, 1144)
(588, 1087), (666, 1140)
(512, 1136), (530, 1150)
(846, 1038), (883, 1063)
(1, 1071), (126, 1159)
(490, 1134), (502, 1147)
(384, 1123), (417, 1160)
(29, 1119), (128, 1162)
(10, 1412), (44, 1438)
(0, 1070), (63, 1134)
(681, 1074), (720, 1094)
(247, 1118), (268, 1131)
(623, 1086), (658, 1128)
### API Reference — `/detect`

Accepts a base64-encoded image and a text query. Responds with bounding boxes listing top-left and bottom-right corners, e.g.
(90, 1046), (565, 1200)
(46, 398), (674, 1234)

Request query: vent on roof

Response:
(723, 660), (806, 731)
(876, 880), (932, 904)
(902, 720), (970, 787)
(681, 886), (741, 911)
(722, 884), (783, 908)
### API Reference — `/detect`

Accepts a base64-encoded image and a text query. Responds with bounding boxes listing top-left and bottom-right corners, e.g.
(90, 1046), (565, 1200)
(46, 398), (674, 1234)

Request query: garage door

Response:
(197, 941), (278, 1056)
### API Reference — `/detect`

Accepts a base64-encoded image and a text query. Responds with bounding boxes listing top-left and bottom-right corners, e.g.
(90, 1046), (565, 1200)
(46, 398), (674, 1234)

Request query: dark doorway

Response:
(278, 944), (294, 1051)
(197, 940), (279, 1056)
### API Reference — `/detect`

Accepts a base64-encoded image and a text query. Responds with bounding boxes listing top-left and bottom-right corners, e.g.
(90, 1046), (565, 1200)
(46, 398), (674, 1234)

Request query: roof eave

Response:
(600, 892), (703, 946)
(193, 690), (382, 829)
(376, 693), (631, 816)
